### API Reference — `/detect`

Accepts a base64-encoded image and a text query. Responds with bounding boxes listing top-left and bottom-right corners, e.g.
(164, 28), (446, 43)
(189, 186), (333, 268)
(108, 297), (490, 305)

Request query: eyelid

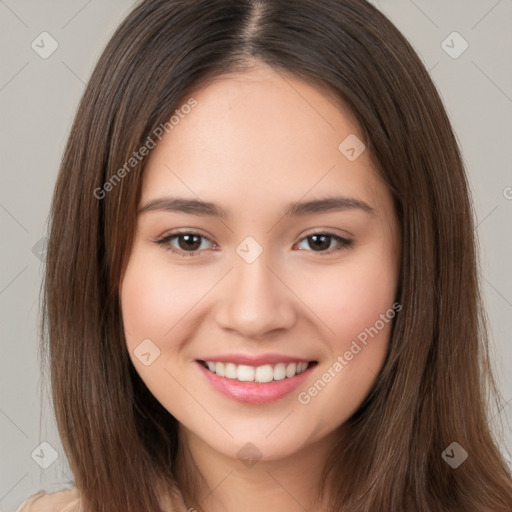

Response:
(294, 229), (353, 256)
(300, 226), (352, 240)
(154, 229), (353, 257)
(154, 229), (216, 256)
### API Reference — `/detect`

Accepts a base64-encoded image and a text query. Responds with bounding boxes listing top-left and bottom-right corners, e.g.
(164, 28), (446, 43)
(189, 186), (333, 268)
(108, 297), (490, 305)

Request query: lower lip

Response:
(196, 361), (315, 404)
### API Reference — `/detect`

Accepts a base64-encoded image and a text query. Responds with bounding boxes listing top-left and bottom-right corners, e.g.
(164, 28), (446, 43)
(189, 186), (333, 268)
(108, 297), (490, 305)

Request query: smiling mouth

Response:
(198, 360), (318, 383)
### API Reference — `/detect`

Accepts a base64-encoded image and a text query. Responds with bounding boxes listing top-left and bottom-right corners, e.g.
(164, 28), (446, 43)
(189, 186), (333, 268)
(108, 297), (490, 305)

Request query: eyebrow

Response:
(137, 195), (375, 218)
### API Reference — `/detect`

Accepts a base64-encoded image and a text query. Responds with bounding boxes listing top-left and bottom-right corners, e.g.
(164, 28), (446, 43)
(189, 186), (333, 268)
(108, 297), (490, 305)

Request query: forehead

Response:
(141, 64), (390, 217)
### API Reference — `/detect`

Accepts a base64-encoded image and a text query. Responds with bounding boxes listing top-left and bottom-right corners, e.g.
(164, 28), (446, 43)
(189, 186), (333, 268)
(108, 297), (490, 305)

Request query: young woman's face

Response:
(120, 63), (401, 462)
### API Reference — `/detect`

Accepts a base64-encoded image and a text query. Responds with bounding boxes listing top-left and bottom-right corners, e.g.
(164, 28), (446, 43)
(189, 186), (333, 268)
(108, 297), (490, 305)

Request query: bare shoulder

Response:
(16, 488), (81, 512)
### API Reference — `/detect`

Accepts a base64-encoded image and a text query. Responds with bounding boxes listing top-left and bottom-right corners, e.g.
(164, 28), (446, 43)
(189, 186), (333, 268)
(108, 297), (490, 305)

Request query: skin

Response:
(120, 61), (401, 512)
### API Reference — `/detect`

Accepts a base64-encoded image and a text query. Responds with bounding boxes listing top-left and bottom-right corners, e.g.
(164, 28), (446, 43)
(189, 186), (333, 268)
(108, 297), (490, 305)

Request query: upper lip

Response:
(197, 353), (315, 366)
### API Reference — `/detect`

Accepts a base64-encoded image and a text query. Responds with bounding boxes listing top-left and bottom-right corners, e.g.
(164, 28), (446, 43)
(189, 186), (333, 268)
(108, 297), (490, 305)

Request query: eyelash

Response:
(154, 230), (353, 257)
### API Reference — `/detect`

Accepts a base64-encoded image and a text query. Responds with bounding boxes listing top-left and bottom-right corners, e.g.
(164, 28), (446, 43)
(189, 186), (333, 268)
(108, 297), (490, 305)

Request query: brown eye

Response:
(296, 232), (352, 255)
(175, 233), (202, 251)
(155, 231), (214, 256)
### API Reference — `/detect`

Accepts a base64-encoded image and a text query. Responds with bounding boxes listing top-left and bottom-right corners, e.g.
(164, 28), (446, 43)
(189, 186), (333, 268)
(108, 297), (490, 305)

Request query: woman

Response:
(17, 0), (512, 511)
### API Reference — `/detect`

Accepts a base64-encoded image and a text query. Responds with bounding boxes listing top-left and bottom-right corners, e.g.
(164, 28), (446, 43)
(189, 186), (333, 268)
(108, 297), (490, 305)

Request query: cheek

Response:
(120, 249), (201, 412)
(297, 248), (398, 349)
(299, 240), (398, 420)
(120, 248), (201, 347)
(294, 266), (397, 431)
(122, 266), (169, 344)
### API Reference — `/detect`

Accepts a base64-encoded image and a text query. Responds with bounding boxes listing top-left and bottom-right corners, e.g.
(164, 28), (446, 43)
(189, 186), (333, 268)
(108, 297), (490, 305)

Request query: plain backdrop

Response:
(1, 1), (511, 510)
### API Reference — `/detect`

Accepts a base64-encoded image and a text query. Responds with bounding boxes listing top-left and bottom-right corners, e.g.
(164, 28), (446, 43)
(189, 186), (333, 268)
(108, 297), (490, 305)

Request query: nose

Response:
(214, 251), (297, 339)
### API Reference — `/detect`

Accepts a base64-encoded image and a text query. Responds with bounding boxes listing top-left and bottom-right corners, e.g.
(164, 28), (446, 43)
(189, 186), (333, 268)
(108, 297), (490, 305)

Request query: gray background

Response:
(0, 1), (511, 510)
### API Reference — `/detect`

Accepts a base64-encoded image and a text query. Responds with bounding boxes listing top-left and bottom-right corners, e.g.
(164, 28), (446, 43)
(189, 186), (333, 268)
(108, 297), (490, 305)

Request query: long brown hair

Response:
(42, 1), (512, 511)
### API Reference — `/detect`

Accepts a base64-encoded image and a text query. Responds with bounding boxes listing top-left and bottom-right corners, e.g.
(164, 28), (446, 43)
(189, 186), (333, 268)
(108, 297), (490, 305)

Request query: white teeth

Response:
(216, 362), (225, 377)
(255, 365), (274, 383)
(225, 362), (237, 379)
(237, 364), (255, 382)
(273, 363), (286, 381)
(285, 363), (297, 378)
(203, 360), (311, 382)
